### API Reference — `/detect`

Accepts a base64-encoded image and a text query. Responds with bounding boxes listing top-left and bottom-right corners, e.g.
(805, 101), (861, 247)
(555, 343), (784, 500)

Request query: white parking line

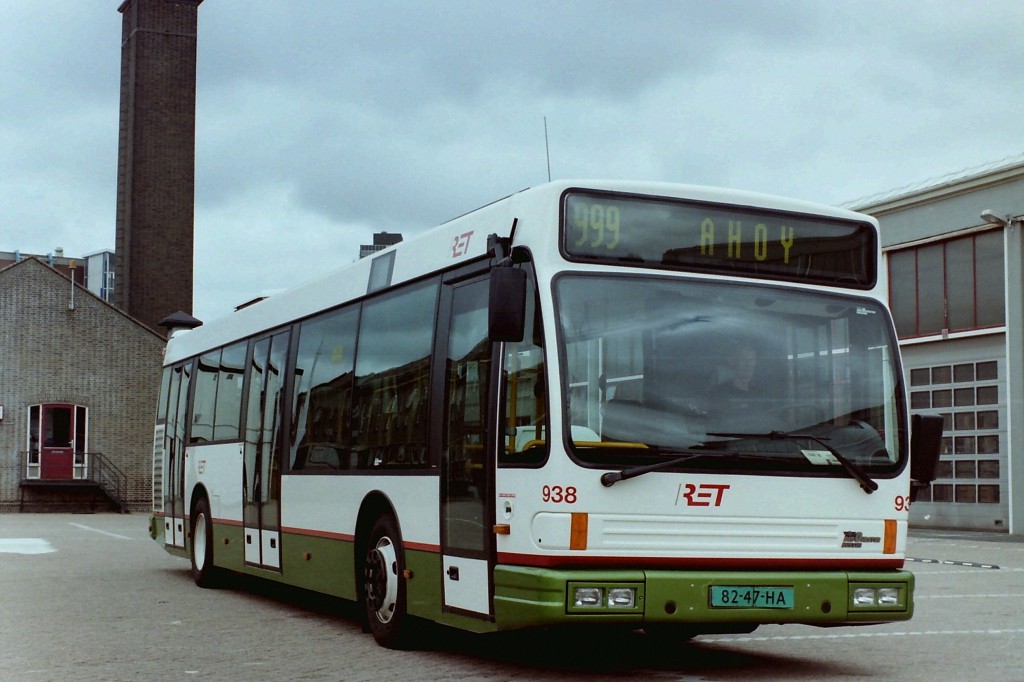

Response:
(914, 567), (1024, 575)
(709, 628), (1024, 642)
(916, 593), (1024, 599)
(68, 522), (131, 540)
(0, 538), (56, 554)
(907, 557), (999, 569)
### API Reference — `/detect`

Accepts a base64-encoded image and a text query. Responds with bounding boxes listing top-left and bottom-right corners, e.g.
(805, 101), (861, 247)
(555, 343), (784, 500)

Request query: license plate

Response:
(710, 586), (794, 609)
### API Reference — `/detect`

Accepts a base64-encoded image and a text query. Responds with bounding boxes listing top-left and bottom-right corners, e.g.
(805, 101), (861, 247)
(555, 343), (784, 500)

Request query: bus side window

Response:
(289, 306), (358, 471)
(352, 280), (438, 468)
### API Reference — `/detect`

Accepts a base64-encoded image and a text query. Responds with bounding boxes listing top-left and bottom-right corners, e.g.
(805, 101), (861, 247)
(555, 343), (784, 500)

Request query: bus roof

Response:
(164, 180), (876, 363)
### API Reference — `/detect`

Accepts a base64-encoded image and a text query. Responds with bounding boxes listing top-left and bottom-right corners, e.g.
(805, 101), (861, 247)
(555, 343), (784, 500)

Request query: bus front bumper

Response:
(493, 565), (914, 632)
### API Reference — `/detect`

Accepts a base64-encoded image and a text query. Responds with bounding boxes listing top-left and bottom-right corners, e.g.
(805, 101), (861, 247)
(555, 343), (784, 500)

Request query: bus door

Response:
(165, 363), (192, 549)
(440, 277), (495, 617)
(243, 330), (289, 570)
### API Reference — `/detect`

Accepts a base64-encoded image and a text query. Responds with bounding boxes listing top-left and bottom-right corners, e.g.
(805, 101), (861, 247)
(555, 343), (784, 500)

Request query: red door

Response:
(40, 404), (75, 480)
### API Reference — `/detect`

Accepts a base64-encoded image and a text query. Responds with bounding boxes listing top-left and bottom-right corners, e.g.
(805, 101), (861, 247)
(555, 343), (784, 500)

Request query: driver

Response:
(717, 342), (757, 395)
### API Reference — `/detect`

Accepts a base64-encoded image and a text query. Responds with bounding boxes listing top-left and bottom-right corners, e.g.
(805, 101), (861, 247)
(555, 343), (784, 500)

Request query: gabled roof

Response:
(0, 256), (166, 341)
(848, 152), (1024, 213)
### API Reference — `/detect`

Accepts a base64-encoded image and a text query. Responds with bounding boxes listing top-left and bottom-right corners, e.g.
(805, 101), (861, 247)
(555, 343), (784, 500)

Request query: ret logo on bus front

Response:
(675, 482), (730, 507)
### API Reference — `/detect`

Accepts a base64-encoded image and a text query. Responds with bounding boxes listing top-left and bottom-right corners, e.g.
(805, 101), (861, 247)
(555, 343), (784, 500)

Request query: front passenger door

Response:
(440, 276), (494, 616)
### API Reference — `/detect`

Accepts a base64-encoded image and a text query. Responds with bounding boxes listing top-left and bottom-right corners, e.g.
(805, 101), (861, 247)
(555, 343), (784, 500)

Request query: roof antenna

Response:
(544, 116), (552, 182)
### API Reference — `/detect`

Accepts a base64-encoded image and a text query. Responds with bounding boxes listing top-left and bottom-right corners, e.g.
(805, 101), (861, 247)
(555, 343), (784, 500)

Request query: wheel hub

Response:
(364, 538), (398, 623)
(365, 548), (388, 611)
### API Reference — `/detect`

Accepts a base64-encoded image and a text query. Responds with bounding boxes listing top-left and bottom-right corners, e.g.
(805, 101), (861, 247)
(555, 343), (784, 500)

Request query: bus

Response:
(149, 180), (943, 648)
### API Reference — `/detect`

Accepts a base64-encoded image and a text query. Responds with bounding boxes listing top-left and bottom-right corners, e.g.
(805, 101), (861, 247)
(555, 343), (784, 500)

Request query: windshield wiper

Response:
(707, 430), (878, 494)
(600, 451), (707, 487)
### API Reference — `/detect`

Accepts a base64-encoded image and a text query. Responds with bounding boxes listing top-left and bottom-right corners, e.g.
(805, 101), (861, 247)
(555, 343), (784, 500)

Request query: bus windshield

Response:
(556, 274), (906, 475)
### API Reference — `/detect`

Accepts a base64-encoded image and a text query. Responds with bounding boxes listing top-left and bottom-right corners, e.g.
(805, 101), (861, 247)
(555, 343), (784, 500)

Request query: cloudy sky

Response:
(3, 0), (1023, 321)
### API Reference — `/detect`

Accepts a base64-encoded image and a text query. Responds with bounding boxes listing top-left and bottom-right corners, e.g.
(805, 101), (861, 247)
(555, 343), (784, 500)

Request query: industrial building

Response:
(856, 155), (1024, 534)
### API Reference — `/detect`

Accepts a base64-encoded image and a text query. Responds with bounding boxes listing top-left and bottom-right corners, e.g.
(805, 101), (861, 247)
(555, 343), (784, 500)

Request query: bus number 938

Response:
(542, 485), (577, 504)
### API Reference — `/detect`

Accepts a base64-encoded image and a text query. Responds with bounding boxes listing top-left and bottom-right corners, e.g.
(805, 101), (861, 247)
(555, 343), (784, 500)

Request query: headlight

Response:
(852, 586), (903, 607)
(607, 587), (636, 608)
(853, 587), (878, 606)
(878, 588), (900, 606)
(574, 587), (603, 607)
(568, 583), (643, 613)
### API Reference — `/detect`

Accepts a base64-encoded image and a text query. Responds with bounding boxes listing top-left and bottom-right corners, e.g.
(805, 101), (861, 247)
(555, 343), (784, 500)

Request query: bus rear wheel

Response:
(362, 514), (410, 648)
(190, 496), (220, 588)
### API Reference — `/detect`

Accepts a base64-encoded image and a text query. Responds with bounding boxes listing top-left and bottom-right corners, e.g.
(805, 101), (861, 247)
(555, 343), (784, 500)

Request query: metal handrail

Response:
(88, 452), (129, 509)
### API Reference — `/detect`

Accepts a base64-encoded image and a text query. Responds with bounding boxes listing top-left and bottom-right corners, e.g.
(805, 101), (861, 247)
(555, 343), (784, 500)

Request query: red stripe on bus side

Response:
(281, 526), (354, 542)
(182, 522), (440, 552)
(278, 526), (438, 552)
(496, 552), (905, 571)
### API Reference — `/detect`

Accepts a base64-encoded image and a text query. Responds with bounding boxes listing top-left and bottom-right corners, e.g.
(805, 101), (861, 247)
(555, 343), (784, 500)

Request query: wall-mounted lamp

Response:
(980, 210), (1009, 227)
(980, 210), (1023, 227)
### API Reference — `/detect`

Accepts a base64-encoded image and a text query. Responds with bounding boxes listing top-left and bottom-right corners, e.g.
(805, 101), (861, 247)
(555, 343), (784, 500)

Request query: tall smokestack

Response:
(114, 0), (202, 332)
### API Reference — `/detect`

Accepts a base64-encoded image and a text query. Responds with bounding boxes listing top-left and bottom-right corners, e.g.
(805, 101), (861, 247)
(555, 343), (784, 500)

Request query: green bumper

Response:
(493, 565), (914, 631)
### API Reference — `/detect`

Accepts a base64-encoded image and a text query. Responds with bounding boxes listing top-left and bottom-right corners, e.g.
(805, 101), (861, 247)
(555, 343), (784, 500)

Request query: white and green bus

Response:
(149, 180), (942, 647)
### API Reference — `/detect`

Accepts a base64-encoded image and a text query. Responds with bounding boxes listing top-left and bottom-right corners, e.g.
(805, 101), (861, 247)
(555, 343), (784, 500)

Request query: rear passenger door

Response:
(163, 362), (192, 549)
(243, 330), (290, 570)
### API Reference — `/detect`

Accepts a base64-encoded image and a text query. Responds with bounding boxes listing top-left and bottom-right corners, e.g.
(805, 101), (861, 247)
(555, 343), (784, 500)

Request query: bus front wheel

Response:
(362, 514), (410, 648)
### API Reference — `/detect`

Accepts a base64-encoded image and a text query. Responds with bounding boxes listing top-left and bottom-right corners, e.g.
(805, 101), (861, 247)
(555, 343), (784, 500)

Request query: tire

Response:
(190, 496), (220, 588)
(361, 514), (410, 648)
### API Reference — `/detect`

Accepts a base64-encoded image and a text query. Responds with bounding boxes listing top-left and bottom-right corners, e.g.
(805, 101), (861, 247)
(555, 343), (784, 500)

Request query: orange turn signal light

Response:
(570, 513), (589, 550)
(883, 519), (897, 555)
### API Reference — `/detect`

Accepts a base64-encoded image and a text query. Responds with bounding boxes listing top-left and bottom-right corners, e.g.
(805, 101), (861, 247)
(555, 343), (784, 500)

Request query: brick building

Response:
(0, 258), (165, 511)
(0, 0), (203, 513)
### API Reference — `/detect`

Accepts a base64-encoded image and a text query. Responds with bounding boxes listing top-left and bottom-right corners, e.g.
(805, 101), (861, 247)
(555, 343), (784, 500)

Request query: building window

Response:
(977, 410), (998, 429)
(887, 229), (1004, 338)
(932, 484), (953, 502)
(978, 485), (1000, 503)
(906, 360), (1004, 507)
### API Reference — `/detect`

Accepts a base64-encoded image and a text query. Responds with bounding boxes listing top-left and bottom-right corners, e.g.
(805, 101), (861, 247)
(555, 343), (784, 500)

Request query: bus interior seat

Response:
(571, 424), (600, 443)
(513, 424), (601, 451)
(600, 399), (646, 442)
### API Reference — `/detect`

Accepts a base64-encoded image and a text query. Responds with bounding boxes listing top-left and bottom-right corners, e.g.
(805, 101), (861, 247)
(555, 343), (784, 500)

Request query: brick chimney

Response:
(114, 0), (202, 332)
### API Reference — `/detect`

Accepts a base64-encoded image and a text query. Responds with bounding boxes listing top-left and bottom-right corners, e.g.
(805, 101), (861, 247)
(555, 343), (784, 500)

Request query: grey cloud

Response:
(4, 0), (1024, 319)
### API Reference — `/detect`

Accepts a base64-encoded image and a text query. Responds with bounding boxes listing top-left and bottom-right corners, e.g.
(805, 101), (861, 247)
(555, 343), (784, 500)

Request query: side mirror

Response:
(909, 413), (944, 501)
(488, 267), (527, 342)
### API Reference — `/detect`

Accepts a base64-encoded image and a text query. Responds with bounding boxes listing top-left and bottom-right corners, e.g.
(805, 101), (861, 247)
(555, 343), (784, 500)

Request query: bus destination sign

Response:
(562, 191), (876, 288)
